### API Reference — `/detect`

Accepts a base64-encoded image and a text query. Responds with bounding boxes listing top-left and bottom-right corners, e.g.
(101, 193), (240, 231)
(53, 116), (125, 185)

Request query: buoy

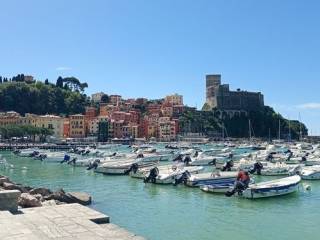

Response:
(305, 185), (311, 191)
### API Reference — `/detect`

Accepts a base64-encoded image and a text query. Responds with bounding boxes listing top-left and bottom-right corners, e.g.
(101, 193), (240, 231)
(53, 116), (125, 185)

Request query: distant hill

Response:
(0, 75), (89, 116)
(179, 106), (308, 140)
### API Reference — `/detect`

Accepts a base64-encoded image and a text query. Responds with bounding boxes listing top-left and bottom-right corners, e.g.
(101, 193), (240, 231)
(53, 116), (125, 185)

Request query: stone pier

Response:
(0, 203), (145, 240)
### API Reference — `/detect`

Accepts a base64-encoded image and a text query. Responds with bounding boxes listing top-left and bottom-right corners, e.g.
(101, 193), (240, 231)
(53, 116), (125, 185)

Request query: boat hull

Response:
(242, 177), (301, 199)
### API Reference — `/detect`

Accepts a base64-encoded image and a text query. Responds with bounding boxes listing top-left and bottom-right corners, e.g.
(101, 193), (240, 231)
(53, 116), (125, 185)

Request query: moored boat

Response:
(241, 175), (301, 199)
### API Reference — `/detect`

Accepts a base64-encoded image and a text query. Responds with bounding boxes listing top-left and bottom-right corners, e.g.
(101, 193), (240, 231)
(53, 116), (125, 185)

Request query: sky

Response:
(0, 0), (319, 134)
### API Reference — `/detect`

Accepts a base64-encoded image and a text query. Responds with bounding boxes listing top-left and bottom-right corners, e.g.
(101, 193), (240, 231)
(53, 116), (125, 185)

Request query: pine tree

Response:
(56, 76), (64, 88)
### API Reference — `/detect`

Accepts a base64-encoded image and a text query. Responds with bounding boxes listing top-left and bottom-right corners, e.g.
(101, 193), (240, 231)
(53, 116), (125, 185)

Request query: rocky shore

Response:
(0, 175), (92, 208)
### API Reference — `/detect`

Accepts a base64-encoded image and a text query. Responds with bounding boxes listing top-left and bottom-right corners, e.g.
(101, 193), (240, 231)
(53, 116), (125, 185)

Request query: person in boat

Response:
(225, 170), (250, 197)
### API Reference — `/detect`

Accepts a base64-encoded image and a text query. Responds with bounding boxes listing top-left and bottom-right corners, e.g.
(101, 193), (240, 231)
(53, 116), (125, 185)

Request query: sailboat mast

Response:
(288, 118), (291, 142)
(249, 119), (252, 141)
(278, 118), (281, 141)
(299, 112), (302, 140)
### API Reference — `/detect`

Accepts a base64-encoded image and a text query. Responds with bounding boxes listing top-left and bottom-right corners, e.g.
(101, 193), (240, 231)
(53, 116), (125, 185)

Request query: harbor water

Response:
(0, 148), (319, 240)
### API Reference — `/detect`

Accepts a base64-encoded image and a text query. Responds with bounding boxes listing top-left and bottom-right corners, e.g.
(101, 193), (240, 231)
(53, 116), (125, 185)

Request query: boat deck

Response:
(0, 203), (145, 240)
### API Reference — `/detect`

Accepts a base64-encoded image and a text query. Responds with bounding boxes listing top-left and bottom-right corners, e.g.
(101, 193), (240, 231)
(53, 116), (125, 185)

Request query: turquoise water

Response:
(1, 150), (319, 240)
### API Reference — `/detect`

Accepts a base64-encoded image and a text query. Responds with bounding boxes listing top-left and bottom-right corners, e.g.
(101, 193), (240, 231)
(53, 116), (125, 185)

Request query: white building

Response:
(91, 92), (105, 103)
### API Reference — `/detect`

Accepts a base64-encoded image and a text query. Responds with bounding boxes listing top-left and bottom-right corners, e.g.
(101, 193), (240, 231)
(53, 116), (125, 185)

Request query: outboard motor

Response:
(249, 162), (263, 175)
(87, 159), (100, 170)
(222, 160), (234, 172)
(144, 167), (159, 183)
(301, 156), (307, 162)
(286, 151), (293, 161)
(67, 158), (77, 165)
(194, 151), (199, 158)
(173, 154), (183, 162)
(174, 170), (191, 186)
(60, 154), (70, 164)
(13, 149), (20, 155)
(137, 153), (144, 158)
(183, 156), (192, 166)
(266, 153), (273, 162)
(30, 151), (39, 157)
(124, 163), (139, 175)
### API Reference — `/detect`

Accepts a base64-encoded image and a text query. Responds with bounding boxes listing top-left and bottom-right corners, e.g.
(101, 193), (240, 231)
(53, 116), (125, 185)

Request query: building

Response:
(24, 75), (34, 83)
(24, 114), (64, 139)
(165, 94), (183, 105)
(109, 95), (122, 106)
(158, 117), (176, 141)
(91, 92), (105, 103)
(69, 114), (86, 138)
(205, 74), (264, 111)
(63, 119), (70, 138)
(84, 107), (97, 120)
(87, 118), (99, 135)
(0, 112), (22, 126)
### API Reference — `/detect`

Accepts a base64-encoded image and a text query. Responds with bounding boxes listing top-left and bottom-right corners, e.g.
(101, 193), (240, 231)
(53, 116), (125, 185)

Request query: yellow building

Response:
(69, 114), (86, 138)
(158, 117), (176, 141)
(24, 114), (64, 139)
(0, 111), (23, 126)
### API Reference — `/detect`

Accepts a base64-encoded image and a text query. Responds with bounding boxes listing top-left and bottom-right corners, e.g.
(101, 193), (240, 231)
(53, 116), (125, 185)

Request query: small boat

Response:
(95, 159), (158, 175)
(241, 175), (301, 199)
(185, 171), (238, 187)
(300, 166), (320, 180)
(200, 183), (234, 193)
(259, 163), (301, 176)
(144, 165), (204, 184)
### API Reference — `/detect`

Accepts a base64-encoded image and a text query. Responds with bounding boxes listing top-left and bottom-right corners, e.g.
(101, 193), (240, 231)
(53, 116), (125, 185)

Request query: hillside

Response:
(0, 75), (89, 116)
(179, 106), (308, 140)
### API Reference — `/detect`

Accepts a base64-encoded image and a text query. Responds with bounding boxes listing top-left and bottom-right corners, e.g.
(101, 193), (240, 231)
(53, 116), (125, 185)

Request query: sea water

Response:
(0, 149), (319, 240)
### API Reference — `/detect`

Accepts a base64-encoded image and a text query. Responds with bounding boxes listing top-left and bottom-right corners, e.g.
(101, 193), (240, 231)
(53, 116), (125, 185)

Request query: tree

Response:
(56, 76), (64, 88)
(101, 94), (109, 103)
(44, 79), (49, 85)
(0, 76), (2, 84)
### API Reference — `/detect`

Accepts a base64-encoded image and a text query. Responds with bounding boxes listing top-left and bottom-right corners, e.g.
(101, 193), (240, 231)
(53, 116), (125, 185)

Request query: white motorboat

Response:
(259, 163), (301, 176)
(95, 158), (158, 175)
(241, 175), (301, 199)
(200, 183), (234, 193)
(300, 166), (320, 180)
(185, 171), (238, 187)
(144, 165), (204, 184)
(15, 148), (40, 157)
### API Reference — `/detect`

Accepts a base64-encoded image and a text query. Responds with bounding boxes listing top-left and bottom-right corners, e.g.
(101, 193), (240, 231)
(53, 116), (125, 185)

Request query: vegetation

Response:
(0, 75), (89, 116)
(179, 106), (308, 140)
(0, 125), (54, 142)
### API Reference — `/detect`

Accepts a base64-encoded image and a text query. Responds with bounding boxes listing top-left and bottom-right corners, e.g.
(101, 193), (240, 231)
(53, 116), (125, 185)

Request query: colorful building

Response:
(69, 114), (86, 138)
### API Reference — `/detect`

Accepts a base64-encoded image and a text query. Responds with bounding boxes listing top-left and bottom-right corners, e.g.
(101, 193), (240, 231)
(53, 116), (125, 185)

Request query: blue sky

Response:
(0, 0), (319, 134)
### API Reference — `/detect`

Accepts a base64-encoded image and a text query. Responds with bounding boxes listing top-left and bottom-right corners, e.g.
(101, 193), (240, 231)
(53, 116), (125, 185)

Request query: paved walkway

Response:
(0, 204), (145, 240)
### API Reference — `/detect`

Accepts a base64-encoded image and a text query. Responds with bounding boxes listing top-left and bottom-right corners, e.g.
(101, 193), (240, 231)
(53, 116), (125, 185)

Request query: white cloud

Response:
(296, 103), (320, 110)
(56, 66), (72, 71)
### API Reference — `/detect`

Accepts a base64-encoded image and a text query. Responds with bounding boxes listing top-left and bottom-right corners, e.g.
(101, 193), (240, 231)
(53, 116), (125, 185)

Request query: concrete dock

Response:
(0, 203), (145, 240)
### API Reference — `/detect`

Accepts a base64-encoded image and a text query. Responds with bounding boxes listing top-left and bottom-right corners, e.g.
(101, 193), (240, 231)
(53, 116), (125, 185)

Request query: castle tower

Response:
(206, 74), (221, 109)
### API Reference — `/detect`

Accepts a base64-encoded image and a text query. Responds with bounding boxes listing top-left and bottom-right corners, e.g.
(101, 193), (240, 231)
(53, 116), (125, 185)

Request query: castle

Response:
(205, 74), (264, 112)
